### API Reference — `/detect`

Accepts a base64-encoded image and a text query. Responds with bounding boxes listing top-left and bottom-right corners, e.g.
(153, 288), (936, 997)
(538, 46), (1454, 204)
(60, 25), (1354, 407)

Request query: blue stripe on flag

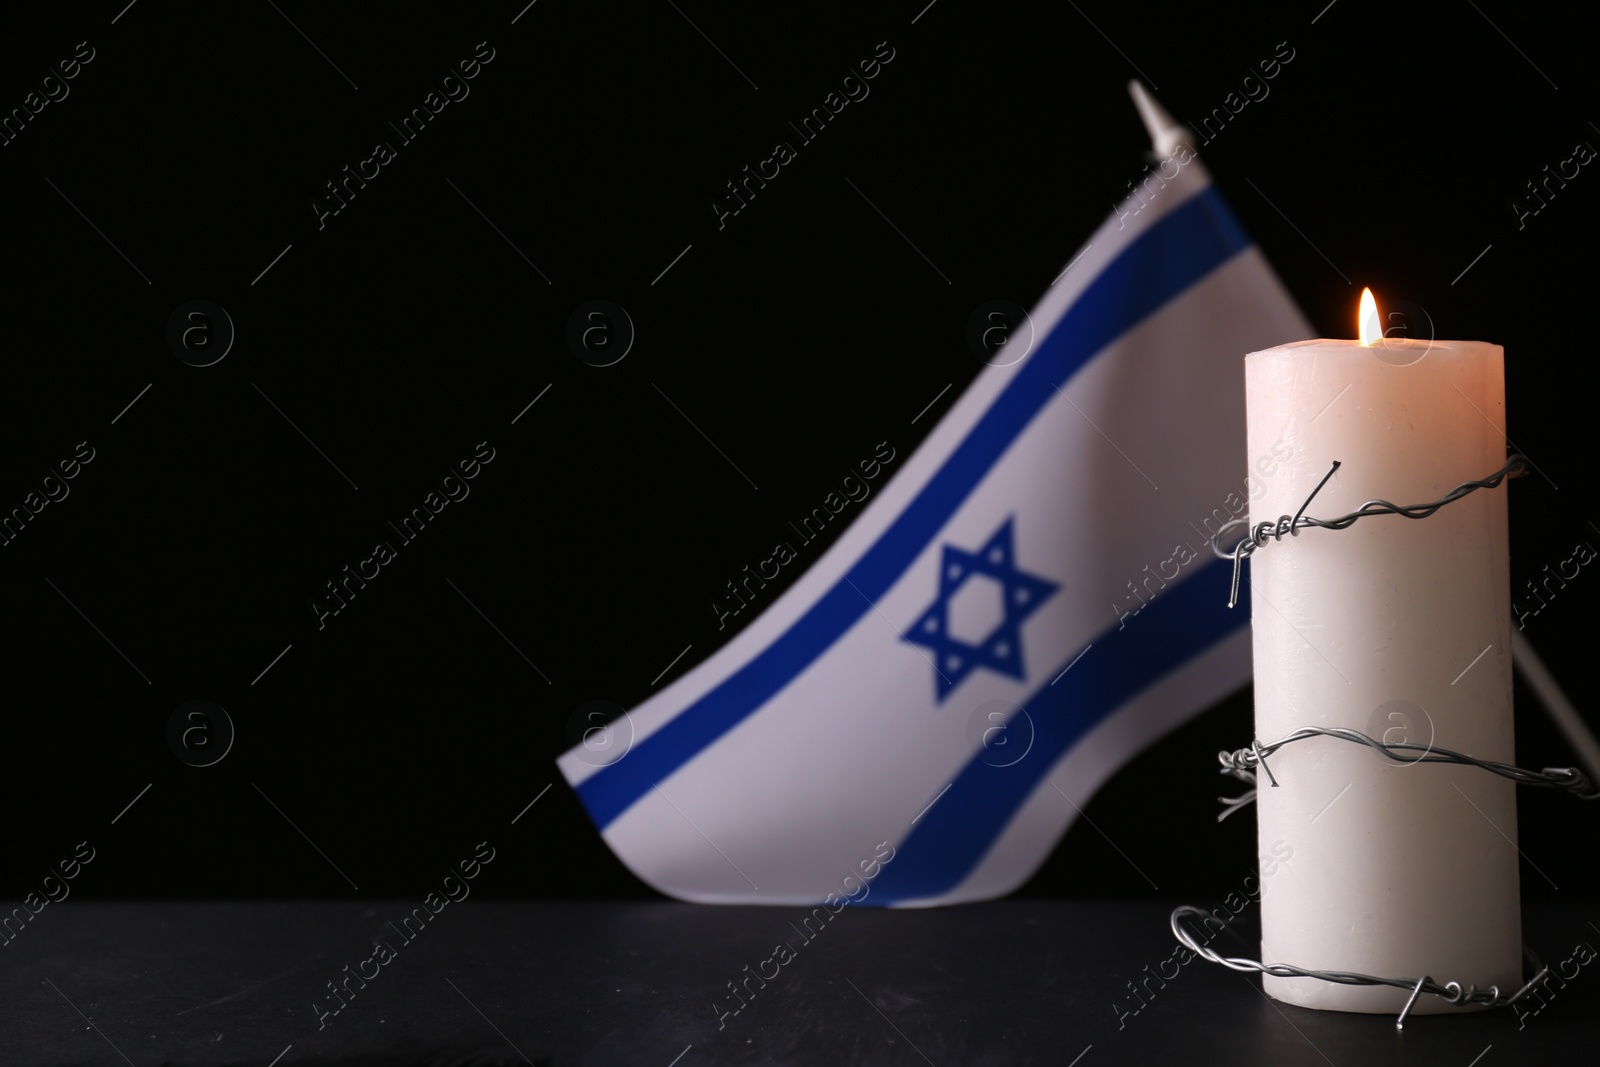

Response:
(577, 186), (1252, 831)
(867, 556), (1250, 904)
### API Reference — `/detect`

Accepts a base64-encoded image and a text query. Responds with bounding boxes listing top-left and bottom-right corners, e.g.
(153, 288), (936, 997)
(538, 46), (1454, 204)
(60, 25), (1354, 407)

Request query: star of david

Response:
(903, 517), (1058, 702)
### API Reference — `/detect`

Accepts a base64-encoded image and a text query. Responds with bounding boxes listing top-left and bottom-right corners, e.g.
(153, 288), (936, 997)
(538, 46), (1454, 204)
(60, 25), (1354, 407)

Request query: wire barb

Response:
(1212, 455), (1529, 609)
(1396, 974), (1430, 1030)
(1251, 739), (1279, 788)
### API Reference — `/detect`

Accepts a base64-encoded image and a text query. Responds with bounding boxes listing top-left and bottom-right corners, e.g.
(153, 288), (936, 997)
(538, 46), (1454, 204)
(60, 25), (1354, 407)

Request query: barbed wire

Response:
(1169, 905), (1549, 1029)
(1180, 453), (1571, 1025)
(1210, 455), (1529, 608)
(1212, 726), (1598, 822)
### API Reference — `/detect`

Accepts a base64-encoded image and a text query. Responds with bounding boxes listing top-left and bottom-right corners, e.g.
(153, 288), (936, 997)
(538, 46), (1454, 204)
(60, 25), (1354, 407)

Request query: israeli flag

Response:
(559, 87), (1312, 906)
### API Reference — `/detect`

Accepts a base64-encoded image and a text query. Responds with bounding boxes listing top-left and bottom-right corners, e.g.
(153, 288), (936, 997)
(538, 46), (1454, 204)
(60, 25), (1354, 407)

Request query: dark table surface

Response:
(4, 899), (1594, 1066)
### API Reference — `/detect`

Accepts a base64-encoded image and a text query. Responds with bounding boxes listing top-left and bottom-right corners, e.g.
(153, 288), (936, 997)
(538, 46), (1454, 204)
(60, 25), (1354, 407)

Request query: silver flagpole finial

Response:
(1127, 80), (1192, 158)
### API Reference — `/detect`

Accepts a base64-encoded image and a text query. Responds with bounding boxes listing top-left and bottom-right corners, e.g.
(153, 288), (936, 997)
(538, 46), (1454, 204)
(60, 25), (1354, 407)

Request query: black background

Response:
(2, 0), (1596, 909)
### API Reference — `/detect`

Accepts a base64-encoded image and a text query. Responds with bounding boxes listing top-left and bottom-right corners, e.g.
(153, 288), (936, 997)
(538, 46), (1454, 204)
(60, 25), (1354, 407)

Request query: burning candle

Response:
(1243, 289), (1521, 1013)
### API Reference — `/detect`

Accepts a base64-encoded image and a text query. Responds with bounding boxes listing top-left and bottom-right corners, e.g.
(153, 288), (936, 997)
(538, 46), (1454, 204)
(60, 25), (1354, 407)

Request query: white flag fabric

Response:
(559, 144), (1312, 907)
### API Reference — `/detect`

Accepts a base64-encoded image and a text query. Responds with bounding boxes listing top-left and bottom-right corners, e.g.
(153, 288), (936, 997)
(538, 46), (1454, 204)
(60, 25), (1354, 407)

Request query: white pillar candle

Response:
(1243, 292), (1521, 1013)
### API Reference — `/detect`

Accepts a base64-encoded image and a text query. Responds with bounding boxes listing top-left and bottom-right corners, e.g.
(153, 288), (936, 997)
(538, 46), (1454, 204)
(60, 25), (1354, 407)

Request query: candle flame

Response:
(1358, 287), (1382, 346)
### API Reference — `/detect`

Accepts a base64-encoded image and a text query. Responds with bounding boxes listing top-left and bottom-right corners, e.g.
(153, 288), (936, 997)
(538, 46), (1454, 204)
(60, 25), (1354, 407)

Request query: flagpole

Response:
(1511, 630), (1600, 785)
(1127, 80), (1191, 158)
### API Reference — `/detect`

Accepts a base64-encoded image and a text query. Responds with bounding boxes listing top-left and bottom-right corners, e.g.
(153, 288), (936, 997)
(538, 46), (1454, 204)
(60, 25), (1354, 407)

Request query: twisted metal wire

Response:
(1188, 455), (1572, 1026)
(1169, 905), (1550, 1028)
(1212, 726), (1598, 822)
(1211, 455), (1529, 608)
